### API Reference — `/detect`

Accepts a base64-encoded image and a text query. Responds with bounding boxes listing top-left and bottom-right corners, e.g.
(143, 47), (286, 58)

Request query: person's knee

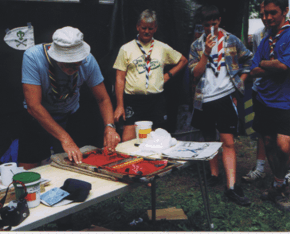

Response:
(220, 133), (235, 149)
(122, 125), (136, 142)
(277, 135), (290, 154)
(222, 141), (235, 150)
(263, 135), (276, 148)
(277, 143), (290, 154)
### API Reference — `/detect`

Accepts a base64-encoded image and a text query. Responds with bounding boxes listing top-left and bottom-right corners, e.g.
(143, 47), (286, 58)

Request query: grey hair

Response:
(137, 9), (158, 26)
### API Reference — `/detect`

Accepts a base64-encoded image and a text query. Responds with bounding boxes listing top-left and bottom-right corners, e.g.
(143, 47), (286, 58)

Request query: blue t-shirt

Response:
(22, 44), (104, 114)
(251, 27), (290, 110)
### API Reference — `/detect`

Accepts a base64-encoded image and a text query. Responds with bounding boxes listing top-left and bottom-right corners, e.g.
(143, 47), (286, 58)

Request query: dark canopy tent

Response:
(0, 0), (248, 157)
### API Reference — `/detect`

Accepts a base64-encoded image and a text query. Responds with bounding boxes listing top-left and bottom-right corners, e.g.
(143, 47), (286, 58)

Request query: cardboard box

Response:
(147, 207), (188, 220)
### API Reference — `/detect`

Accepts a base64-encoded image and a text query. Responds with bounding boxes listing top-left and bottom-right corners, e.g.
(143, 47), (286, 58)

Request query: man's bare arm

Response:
(90, 82), (120, 151)
(114, 70), (126, 122)
(192, 34), (216, 80)
(260, 59), (288, 72)
(250, 60), (288, 78)
(164, 55), (188, 83)
(23, 83), (82, 163)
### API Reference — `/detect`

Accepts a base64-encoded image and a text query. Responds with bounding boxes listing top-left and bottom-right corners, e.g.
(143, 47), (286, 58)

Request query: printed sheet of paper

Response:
(130, 150), (162, 159)
(162, 141), (222, 161)
(40, 187), (70, 206)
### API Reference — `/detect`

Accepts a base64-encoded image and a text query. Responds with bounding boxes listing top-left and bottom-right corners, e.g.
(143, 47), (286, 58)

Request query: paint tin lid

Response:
(13, 171), (41, 184)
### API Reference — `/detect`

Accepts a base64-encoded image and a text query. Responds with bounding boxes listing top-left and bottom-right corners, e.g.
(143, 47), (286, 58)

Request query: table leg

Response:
(202, 161), (214, 230)
(196, 161), (214, 231)
(150, 178), (156, 222)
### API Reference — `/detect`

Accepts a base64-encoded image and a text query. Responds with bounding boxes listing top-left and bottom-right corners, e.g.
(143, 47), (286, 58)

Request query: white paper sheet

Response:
(161, 141), (223, 161)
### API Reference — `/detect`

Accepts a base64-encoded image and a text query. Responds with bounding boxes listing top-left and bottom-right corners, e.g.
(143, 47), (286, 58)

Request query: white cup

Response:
(135, 121), (153, 144)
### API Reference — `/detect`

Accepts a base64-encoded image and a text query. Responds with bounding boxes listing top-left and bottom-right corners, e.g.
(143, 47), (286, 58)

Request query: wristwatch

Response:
(168, 72), (173, 79)
(105, 123), (116, 129)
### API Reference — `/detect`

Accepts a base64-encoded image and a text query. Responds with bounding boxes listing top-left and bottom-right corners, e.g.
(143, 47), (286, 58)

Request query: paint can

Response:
(13, 172), (41, 208)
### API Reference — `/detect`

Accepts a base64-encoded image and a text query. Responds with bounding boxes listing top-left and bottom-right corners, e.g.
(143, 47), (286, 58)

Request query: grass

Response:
(34, 136), (290, 231)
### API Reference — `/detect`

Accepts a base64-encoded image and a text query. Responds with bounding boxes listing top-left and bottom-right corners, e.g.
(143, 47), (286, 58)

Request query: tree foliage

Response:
(249, 0), (264, 18)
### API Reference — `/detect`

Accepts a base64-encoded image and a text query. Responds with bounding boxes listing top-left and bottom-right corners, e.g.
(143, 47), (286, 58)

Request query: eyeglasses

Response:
(58, 58), (88, 70)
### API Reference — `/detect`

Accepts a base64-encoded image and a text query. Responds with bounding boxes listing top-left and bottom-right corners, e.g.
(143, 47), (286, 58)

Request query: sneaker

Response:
(242, 167), (266, 182)
(285, 170), (290, 183)
(206, 174), (222, 187)
(261, 185), (290, 211)
(225, 184), (251, 206)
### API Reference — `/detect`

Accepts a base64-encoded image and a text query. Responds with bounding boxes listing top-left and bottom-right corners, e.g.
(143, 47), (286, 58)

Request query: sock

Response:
(256, 159), (265, 172)
(273, 176), (284, 188)
(228, 184), (234, 190)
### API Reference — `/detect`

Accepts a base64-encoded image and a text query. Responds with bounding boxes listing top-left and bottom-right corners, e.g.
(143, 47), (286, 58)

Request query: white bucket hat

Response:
(47, 26), (91, 63)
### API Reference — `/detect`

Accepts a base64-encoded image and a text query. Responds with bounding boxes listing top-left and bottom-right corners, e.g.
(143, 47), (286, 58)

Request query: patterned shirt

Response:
(188, 28), (253, 109)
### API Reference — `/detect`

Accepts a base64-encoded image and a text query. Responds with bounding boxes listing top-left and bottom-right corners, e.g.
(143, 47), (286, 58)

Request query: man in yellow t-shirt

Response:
(113, 9), (188, 142)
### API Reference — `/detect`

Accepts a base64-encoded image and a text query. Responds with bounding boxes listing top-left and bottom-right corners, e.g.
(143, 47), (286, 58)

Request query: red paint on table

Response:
(82, 148), (131, 167)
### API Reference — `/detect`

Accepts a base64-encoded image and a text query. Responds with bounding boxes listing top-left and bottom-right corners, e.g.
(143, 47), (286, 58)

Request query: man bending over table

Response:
(19, 26), (120, 169)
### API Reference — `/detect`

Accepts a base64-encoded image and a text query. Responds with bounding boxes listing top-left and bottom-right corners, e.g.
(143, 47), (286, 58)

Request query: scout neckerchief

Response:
(269, 20), (290, 60)
(135, 34), (154, 89)
(208, 29), (225, 77)
(43, 43), (78, 102)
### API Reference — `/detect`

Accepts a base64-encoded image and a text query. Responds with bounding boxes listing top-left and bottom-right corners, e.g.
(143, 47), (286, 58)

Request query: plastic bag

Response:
(139, 128), (177, 154)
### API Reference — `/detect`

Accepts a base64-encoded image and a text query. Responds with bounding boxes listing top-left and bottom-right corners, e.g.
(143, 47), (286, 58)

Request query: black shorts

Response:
(252, 100), (290, 136)
(191, 94), (238, 137)
(18, 110), (77, 164)
(124, 92), (167, 129)
(252, 90), (258, 113)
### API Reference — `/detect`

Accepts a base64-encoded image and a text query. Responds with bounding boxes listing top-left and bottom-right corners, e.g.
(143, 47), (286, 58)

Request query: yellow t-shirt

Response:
(113, 39), (182, 94)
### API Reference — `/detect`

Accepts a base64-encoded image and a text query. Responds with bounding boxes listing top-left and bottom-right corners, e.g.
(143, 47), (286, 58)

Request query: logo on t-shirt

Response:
(133, 56), (160, 74)
(125, 106), (134, 118)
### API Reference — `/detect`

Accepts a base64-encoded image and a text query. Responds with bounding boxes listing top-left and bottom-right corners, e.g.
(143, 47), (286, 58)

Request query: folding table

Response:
(11, 140), (219, 231)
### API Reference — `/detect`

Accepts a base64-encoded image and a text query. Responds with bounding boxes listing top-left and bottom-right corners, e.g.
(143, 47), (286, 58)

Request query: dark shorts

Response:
(252, 90), (258, 113)
(191, 94), (238, 138)
(124, 92), (167, 129)
(18, 110), (77, 164)
(252, 100), (290, 136)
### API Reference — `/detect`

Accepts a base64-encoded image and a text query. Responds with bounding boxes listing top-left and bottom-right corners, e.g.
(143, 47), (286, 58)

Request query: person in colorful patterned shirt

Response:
(188, 5), (253, 206)
(250, 0), (290, 211)
(19, 26), (120, 169)
(113, 9), (188, 142)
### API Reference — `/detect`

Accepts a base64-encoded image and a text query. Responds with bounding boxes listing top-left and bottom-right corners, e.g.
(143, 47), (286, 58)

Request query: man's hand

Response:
(240, 73), (249, 83)
(164, 73), (170, 83)
(61, 136), (82, 164)
(205, 34), (216, 55)
(259, 59), (288, 73)
(114, 106), (126, 122)
(104, 126), (121, 152)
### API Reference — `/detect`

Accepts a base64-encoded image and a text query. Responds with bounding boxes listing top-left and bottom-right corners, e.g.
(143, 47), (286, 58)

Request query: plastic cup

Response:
(135, 121), (153, 144)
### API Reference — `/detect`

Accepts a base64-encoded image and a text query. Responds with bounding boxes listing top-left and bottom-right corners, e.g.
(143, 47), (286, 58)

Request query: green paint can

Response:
(13, 172), (41, 208)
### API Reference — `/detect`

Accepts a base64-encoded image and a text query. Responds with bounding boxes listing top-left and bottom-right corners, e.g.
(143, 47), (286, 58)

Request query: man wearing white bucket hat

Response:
(19, 26), (120, 169)
(113, 9), (188, 142)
